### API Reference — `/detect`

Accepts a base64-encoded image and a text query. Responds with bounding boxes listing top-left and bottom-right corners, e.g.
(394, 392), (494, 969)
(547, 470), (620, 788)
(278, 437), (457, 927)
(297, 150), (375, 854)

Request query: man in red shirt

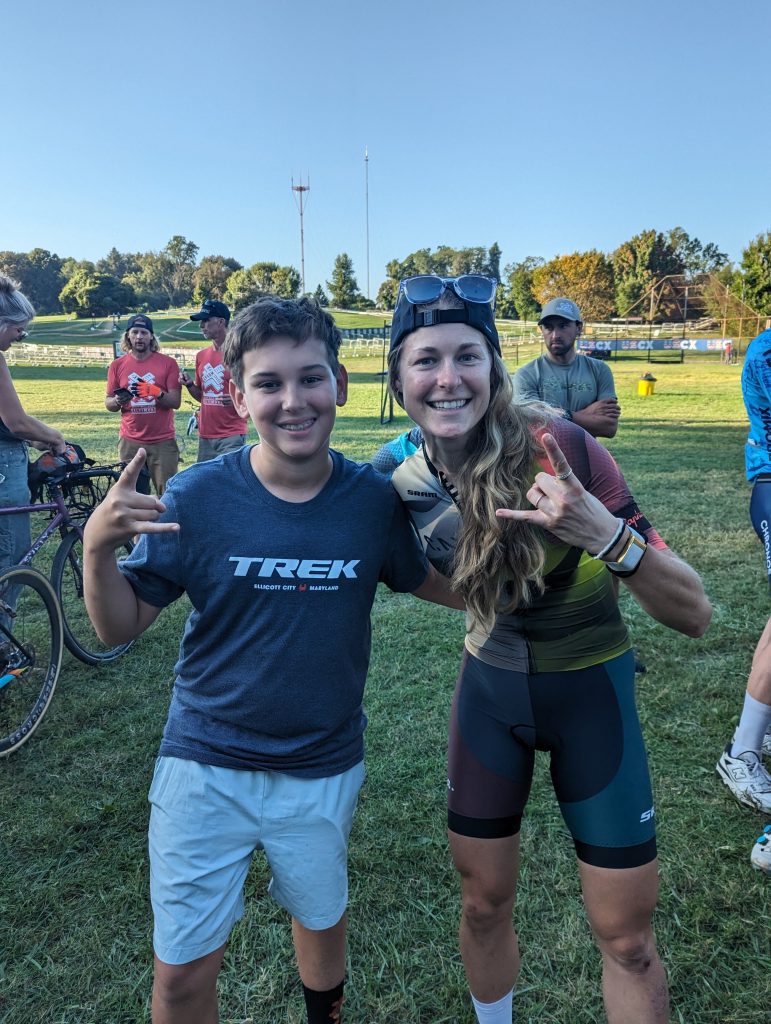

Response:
(180, 299), (248, 461)
(106, 314), (181, 494)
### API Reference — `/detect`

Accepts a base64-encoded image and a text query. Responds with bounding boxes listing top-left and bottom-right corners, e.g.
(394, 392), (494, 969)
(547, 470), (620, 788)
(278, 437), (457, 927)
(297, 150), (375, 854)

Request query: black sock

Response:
(302, 979), (345, 1023)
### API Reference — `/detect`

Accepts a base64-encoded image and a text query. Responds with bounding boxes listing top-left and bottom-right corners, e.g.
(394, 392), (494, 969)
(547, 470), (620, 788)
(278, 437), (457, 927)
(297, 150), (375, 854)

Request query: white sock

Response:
(471, 988), (514, 1023)
(731, 693), (771, 758)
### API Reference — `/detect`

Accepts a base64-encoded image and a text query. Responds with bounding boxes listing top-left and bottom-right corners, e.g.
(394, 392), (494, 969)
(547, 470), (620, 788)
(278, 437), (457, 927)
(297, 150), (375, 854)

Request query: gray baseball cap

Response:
(538, 297), (582, 324)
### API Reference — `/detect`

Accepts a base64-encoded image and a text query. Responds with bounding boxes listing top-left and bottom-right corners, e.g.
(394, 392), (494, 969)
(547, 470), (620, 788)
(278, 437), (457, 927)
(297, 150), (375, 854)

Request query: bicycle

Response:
(0, 450), (132, 756)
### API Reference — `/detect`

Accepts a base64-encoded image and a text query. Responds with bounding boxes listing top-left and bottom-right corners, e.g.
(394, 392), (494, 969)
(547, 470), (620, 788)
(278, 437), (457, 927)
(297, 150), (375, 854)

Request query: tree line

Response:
(3, 227), (771, 322)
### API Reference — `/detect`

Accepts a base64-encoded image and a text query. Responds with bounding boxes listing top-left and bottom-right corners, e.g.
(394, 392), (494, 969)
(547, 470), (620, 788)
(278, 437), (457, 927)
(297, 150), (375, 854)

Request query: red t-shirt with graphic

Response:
(107, 352), (180, 443)
(194, 346), (248, 439)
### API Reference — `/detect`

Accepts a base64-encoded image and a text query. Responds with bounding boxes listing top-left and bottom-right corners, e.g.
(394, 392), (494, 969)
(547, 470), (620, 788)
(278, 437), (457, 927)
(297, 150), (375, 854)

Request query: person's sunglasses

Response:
(399, 274), (497, 308)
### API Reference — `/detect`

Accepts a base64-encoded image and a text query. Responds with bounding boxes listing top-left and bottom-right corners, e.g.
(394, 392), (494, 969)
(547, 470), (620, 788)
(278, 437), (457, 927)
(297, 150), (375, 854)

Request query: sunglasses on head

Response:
(398, 274), (497, 308)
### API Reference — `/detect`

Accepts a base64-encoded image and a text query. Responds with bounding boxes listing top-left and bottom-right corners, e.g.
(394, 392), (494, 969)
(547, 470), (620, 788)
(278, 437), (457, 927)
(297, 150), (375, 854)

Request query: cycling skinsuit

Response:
(741, 329), (771, 591)
(391, 417), (667, 868)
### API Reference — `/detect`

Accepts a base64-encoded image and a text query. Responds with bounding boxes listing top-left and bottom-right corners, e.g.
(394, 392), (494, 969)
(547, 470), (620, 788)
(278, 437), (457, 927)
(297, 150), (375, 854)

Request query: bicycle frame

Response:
(0, 489), (81, 567)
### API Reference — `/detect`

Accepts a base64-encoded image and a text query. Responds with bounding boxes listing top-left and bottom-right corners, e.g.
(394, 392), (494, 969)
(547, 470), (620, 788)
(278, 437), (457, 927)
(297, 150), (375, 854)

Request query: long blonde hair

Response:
(389, 321), (550, 629)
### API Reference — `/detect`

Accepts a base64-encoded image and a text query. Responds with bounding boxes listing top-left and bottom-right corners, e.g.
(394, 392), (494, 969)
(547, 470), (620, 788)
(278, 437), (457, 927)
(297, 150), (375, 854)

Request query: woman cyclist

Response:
(386, 274), (711, 1024)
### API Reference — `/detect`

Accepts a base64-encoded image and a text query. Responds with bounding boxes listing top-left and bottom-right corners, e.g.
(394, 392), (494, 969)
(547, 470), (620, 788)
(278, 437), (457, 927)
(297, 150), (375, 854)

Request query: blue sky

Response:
(5, 0), (769, 297)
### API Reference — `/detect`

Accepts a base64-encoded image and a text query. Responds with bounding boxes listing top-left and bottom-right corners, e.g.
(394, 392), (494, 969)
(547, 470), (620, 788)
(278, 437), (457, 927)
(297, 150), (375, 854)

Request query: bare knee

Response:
(595, 928), (658, 976)
(460, 882), (516, 936)
(153, 952), (221, 1017)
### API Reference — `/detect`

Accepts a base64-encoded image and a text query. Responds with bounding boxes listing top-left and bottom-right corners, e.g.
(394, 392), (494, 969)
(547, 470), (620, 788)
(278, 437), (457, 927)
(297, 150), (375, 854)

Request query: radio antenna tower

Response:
(364, 147), (370, 299)
(291, 176), (310, 294)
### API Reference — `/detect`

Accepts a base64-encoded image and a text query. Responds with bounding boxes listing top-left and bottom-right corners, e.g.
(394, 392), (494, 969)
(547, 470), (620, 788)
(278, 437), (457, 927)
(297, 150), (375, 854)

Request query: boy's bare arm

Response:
(411, 563), (465, 610)
(83, 449), (179, 644)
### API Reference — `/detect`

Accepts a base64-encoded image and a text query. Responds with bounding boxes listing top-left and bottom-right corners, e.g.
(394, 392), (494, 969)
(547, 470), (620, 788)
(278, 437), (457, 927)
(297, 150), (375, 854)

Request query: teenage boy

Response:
(105, 314), (181, 494)
(84, 296), (460, 1024)
(180, 298), (249, 461)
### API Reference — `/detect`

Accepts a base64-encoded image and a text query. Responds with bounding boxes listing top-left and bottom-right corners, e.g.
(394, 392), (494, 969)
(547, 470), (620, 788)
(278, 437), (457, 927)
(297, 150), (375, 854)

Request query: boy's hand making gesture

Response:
(86, 449), (180, 550)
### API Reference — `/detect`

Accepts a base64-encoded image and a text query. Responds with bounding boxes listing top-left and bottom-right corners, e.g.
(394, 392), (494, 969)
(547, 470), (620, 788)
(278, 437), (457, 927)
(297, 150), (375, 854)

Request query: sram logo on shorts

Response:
(639, 806), (655, 823)
(229, 556), (360, 579)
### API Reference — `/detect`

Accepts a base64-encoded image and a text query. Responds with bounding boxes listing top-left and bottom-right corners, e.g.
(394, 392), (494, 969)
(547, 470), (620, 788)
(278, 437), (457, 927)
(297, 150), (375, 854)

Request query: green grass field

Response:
(1, 356), (768, 1023)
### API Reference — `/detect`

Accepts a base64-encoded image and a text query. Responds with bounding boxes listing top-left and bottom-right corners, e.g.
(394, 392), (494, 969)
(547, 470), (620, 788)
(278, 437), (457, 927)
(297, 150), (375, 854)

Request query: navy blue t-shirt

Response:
(120, 446), (429, 777)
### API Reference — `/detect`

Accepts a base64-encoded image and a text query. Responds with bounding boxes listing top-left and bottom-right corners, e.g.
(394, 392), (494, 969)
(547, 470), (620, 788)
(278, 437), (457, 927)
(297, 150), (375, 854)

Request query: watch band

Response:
(604, 526), (648, 577)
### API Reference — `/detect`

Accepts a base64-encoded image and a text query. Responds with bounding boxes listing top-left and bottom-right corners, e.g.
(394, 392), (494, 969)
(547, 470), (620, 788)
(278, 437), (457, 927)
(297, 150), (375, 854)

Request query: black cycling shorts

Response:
(447, 649), (657, 869)
(750, 477), (771, 594)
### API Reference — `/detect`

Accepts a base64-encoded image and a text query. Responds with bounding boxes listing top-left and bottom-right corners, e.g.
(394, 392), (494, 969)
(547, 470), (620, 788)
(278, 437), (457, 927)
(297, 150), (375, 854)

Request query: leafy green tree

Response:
(122, 254), (165, 311)
(96, 248), (140, 282)
(60, 257), (95, 282)
(0, 250), (64, 314)
(269, 265), (301, 299)
(24, 249), (65, 314)
(741, 232), (771, 315)
(313, 285), (329, 306)
(611, 230), (682, 318)
(502, 257), (543, 321)
(59, 270), (135, 317)
(533, 251), (616, 321)
(376, 279), (397, 310)
(193, 256), (242, 304)
(485, 243), (502, 282)
(159, 235), (199, 306)
(327, 253), (362, 308)
(666, 227), (729, 278)
(250, 262), (281, 292)
(224, 268), (265, 311)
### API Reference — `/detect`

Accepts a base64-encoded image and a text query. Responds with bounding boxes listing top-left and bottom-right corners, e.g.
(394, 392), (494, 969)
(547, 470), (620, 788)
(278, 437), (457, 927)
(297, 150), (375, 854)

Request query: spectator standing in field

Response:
(715, 326), (771, 815)
(180, 299), (248, 461)
(512, 297), (621, 438)
(84, 296), (460, 1024)
(105, 314), (181, 495)
(385, 273), (710, 1024)
(0, 276), (65, 578)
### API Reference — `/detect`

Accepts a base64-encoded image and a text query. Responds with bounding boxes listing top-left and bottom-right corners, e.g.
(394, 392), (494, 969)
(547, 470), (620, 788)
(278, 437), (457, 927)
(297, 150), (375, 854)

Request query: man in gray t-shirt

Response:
(512, 297), (620, 438)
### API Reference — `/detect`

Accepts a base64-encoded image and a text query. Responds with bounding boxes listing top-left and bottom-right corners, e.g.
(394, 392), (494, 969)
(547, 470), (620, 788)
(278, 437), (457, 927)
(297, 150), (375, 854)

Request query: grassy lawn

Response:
(1, 355), (768, 1023)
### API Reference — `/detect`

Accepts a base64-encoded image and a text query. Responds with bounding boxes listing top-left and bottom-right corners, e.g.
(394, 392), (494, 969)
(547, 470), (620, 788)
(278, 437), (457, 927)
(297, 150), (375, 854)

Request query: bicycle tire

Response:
(0, 566), (63, 757)
(51, 529), (134, 665)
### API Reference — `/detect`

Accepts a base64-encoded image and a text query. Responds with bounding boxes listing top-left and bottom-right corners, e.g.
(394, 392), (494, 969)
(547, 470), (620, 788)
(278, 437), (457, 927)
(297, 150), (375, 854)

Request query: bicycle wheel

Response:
(51, 528), (134, 665)
(0, 566), (63, 757)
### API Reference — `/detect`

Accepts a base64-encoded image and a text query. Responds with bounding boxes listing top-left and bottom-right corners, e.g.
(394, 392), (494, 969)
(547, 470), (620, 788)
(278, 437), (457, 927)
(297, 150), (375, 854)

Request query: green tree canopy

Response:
(159, 235), (199, 306)
(666, 227), (729, 279)
(611, 230), (682, 319)
(96, 248), (140, 283)
(193, 256), (242, 304)
(327, 253), (362, 308)
(0, 249), (65, 315)
(741, 231), (771, 315)
(223, 268), (265, 311)
(501, 257), (543, 321)
(313, 285), (329, 307)
(59, 270), (135, 317)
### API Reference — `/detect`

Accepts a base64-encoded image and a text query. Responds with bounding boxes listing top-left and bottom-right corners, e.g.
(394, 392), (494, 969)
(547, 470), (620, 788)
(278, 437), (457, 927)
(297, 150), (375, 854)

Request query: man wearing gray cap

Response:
(512, 297), (620, 438)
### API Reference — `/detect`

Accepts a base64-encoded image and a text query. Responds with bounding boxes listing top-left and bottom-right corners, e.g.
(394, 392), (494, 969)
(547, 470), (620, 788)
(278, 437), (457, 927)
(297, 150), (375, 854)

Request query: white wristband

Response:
(591, 518), (626, 560)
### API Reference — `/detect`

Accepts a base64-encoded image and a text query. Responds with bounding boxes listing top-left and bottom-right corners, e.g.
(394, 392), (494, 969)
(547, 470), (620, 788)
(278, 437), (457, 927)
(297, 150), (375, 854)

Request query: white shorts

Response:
(148, 756), (365, 965)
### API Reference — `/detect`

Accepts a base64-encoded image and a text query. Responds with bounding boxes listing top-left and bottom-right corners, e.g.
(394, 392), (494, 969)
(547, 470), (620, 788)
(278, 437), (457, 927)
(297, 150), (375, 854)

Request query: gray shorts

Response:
(148, 756), (365, 965)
